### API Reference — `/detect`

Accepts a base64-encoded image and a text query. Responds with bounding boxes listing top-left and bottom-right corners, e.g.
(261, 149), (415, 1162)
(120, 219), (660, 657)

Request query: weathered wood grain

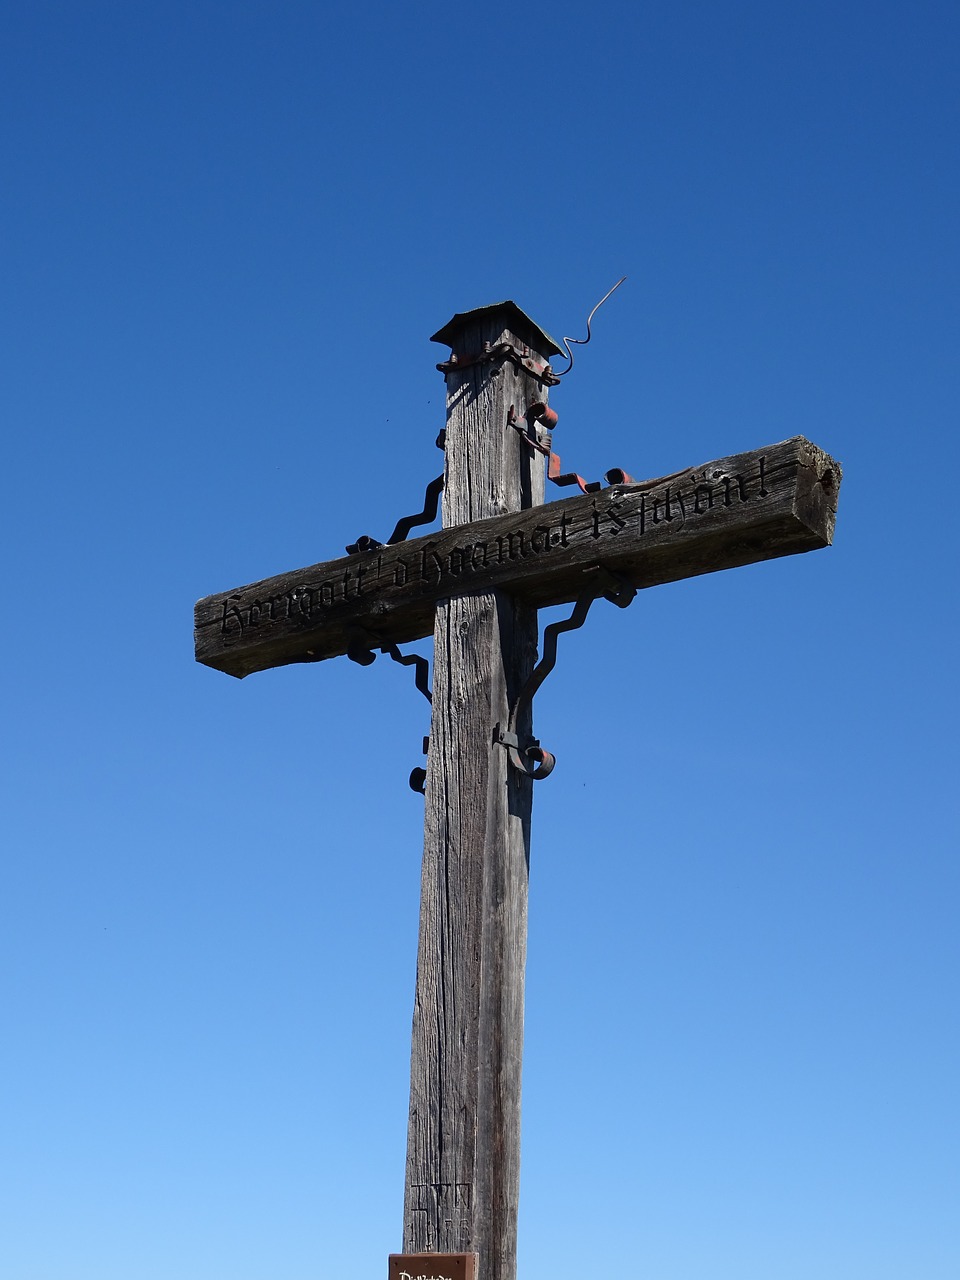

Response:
(402, 307), (545, 1280)
(194, 436), (841, 679)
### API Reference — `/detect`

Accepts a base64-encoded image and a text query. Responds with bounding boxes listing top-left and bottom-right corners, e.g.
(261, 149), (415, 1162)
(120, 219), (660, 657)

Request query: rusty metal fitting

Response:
(495, 727), (556, 781)
(436, 342), (561, 386)
(513, 742), (556, 781)
(528, 401), (559, 430)
(548, 451), (601, 494)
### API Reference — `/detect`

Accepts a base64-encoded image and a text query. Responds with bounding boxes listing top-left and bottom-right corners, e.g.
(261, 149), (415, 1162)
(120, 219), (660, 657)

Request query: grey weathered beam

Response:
(194, 436), (840, 680)
(402, 304), (546, 1280)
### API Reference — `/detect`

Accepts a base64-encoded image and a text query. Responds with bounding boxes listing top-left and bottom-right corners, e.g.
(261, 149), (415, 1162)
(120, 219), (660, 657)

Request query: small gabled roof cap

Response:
(431, 301), (563, 358)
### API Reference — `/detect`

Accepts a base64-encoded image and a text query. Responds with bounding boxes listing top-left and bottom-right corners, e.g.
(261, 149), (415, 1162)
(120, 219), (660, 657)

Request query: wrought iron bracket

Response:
(346, 432), (446, 554)
(347, 628), (433, 794)
(437, 341), (560, 387)
(497, 565), (636, 780)
(494, 725), (556, 781)
(507, 403), (635, 495)
(346, 472), (444, 555)
(347, 628), (432, 704)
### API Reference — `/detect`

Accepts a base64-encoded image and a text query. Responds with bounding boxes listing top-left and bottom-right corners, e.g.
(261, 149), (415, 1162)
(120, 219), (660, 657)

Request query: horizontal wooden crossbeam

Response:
(194, 436), (840, 678)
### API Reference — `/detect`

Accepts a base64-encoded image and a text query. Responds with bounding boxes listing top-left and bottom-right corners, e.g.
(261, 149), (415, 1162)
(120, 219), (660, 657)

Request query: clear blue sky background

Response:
(3, 3), (958, 1278)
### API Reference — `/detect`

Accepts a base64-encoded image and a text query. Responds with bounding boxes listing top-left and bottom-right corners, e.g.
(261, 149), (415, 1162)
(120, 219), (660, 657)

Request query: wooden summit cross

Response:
(194, 301), (841, 1280)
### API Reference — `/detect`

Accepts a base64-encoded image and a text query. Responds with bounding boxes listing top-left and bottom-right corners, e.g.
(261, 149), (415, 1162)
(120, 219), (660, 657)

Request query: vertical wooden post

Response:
(403, 306), (557, 1280)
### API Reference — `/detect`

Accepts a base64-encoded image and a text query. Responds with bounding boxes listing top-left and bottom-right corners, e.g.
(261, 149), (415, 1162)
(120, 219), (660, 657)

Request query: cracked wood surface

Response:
(195, 436), (841, 679)
(402, 312), (543, 1280)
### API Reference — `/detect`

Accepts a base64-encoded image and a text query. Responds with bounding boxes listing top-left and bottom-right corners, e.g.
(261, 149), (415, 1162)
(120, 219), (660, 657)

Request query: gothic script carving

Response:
(195, 437), (840, 678)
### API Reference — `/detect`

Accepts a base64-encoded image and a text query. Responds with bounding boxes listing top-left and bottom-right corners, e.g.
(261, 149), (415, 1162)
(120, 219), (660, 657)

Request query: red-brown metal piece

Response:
(508, 403), (634, 494)
(389, 1254), (477, 1280)
(527, 400), (559, 430)
(435, 340), (560, 386)
(548, 449), (602, 494)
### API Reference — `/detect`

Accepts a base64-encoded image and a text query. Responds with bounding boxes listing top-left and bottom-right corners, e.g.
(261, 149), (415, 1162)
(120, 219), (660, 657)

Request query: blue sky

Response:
(2, 3), (958, 1278)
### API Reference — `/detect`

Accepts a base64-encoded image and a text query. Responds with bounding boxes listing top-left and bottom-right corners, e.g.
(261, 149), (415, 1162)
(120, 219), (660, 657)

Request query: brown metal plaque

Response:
(389, 1254), (477, 1280)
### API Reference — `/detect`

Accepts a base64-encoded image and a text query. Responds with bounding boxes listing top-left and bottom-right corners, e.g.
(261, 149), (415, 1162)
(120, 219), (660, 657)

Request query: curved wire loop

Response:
(502, 736), (557, 781)
(555, 276), (627, 378)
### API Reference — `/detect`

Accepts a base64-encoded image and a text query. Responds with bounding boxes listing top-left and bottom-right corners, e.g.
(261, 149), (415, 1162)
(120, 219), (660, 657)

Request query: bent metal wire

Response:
(554, 276), (627, 378)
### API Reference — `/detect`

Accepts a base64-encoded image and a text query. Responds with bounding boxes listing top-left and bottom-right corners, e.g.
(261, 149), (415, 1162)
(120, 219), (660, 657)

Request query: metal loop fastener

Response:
(495, 727), (556, 781)
(409, 766), (427, 795)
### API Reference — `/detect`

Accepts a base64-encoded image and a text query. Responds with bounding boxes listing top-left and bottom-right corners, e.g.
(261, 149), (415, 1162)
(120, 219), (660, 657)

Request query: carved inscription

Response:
(195, 438), (840, 677)
(406, 1183), (473, 1251)
(217, 460), (762, 640)
(216, 510), (573, 642)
